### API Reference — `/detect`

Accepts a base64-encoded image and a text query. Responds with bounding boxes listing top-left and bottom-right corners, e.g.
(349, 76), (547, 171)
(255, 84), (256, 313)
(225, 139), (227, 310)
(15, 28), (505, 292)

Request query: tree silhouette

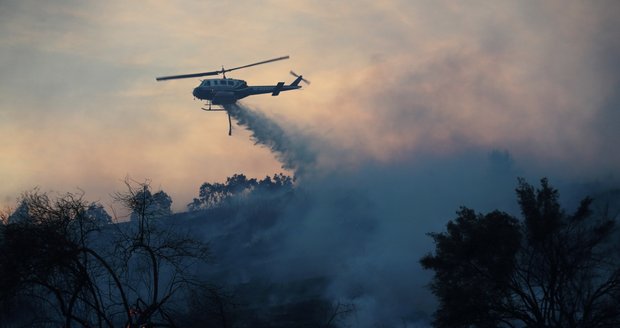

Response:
(121, 180), (173, 223)
(188, 173), (293, 211)
(421, 178), (620, 328)
(0, 183), (210, 327)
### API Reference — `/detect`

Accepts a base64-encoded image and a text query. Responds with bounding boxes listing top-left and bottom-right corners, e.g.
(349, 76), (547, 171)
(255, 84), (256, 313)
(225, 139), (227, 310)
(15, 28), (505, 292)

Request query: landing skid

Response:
(201, 102), (232, 136)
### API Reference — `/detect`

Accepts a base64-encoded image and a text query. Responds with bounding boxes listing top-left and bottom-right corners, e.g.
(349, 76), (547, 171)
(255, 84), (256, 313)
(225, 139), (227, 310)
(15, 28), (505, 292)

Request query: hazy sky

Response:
(1, 0), (619, 211)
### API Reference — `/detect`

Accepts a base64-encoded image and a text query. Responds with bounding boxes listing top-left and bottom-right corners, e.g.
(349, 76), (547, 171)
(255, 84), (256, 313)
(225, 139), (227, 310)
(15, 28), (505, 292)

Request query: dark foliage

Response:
(421, 178), (620, 328)
(187, 173), (293, 211)
(0, 175), (348, 328)
(120, 182), (172, 222)
(0, 184), (210, 328)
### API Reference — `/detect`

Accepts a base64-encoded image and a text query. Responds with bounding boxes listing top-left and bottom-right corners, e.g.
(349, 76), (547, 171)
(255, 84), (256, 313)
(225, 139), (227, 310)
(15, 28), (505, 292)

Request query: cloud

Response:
(1, 0), (619, 210)
(2, 1), (620, 325)
(279, 0), (620, 180)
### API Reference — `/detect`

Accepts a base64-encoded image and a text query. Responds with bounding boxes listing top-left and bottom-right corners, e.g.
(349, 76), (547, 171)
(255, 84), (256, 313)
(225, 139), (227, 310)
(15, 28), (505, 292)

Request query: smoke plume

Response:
(225, 104), (317, 177)
(217, 97), (620, 327)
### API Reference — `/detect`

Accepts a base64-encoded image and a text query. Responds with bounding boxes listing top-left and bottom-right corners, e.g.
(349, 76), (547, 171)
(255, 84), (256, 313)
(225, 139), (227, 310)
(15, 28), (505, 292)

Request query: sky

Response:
(2, 1), (620, 326)
(1, 0), (619, 212)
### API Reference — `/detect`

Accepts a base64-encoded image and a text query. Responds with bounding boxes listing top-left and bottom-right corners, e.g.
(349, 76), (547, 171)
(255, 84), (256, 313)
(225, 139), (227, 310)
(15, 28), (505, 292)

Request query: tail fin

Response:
(290, 71), (310, 86)
(291, 75), (303, 86)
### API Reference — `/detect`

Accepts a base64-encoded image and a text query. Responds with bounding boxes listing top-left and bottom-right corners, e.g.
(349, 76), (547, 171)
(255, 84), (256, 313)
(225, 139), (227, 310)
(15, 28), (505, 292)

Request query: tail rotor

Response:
(290, 71), (311, 85)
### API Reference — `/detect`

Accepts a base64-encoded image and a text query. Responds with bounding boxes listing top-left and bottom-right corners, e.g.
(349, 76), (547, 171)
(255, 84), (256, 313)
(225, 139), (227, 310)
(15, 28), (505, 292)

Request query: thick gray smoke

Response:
(212, 99), (620, 327)
(223, 9), (620, 318)
(225, 104), (317, 177)
(212, 105), (507, 326)
(220, 103), (436, 325)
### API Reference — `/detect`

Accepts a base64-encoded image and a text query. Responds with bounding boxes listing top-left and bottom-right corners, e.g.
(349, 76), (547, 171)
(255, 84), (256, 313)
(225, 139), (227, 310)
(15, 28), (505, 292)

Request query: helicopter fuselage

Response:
(155, 55), (307, 135)
(192, 78), (301, 105)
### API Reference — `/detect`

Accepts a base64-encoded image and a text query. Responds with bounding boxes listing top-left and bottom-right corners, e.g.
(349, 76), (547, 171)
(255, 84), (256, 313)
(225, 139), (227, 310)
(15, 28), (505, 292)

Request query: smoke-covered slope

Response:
(168, 103), (619, 327)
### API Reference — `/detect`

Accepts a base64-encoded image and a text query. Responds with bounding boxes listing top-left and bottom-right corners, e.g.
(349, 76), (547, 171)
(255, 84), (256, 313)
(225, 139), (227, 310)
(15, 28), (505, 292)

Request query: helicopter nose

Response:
(192, 88), (200, 98)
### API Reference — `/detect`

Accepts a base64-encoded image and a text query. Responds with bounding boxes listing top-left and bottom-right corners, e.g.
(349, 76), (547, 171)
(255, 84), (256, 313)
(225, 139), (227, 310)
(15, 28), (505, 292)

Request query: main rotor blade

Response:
(156, 71), (220, 81)
(224, 56), (289, 73)
(155, 56), (289, 81)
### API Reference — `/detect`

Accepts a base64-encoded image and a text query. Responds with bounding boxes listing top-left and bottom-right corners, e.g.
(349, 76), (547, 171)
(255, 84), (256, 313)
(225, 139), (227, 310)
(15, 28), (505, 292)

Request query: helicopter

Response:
(156, 56), (309, 135)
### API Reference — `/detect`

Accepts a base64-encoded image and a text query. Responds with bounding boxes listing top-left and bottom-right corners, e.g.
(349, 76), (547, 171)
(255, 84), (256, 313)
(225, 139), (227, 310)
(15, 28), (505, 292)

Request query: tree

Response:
(111, 180), (209, 328)
(0, 191), (112, 326)
(187, 174), (253, 211)
(86, 202), (113, 225)
(0, 183), (210, 328)
(187, 173), (293, 211)
(121, 180), (173, 222)
(7, 196), (32, 224)
(421, 178), (620, 328)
